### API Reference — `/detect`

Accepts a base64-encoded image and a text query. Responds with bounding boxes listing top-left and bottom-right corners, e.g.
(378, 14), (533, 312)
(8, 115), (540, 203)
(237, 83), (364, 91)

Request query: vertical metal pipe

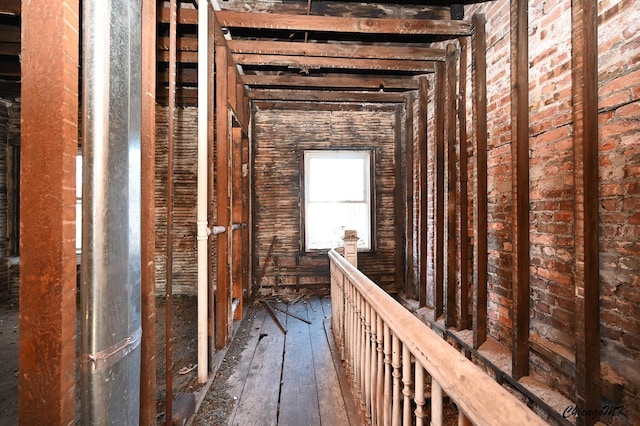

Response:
(197, 0), (210, 385)
(81, 0), (142, 423)
(166, 0), (178, 421)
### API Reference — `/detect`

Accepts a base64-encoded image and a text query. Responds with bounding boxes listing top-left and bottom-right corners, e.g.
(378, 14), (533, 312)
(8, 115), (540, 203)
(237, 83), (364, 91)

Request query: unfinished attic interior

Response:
(1, 0), (639, 424)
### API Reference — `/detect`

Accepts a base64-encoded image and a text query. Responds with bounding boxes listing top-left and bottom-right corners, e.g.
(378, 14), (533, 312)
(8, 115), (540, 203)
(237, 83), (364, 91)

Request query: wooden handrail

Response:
(329, 248), (546, 426)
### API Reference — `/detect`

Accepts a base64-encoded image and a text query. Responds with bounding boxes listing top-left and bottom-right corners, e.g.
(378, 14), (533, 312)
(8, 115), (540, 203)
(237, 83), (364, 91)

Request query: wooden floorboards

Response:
(226, 296), (360, 426)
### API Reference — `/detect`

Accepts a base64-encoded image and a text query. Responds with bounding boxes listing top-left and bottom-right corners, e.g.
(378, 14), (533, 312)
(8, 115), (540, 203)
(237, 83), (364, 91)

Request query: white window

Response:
(304, 150), (372, 250)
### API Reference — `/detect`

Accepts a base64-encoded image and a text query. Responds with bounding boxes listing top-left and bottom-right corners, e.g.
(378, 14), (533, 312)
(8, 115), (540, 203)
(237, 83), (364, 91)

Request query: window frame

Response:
(301, 148), (375, 252)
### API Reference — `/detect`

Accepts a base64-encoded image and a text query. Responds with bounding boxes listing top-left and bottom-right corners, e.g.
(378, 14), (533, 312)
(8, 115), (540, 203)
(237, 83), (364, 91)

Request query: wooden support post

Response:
(343, 230), (359, 268)
(434, 61), (446, 318)
(241, 132), (250, 302)
(418, 77), (429, 308)
(232, 126), (243, 320)
(19, 1), (79, 423)
(458, 37), (469, 330)
(510, 0), (530, 378)
(165, 0), (177, 420)
(472, 14), (488, 349)
(140, 0), (157, 423)
(572, 0), (600, 422)
(404, 93), (415, 299)
(207, 5), (216, 365)
(215, 19), (232, 349)
(394, 104), (407, 292)
(445, 43), (458, 329)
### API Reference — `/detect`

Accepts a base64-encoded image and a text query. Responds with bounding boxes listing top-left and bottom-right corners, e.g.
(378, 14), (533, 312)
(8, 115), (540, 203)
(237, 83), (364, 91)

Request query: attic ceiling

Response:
(0, 0), (492, 102)
(158, 0), (480, 105)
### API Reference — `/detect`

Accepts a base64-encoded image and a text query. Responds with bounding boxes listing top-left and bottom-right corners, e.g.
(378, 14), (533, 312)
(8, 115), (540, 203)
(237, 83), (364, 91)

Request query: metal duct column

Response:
(81, 0), (142, 424)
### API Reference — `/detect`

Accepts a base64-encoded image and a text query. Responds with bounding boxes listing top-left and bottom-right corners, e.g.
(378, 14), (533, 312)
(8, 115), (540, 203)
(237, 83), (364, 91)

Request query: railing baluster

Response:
(370, 308), (378, 426)
(414, 362), (426, 426)
(328, 247), (546, 426)
(402, 343), (413, 426)
(376, 314), (385, 425)
(357, 292), (364, 410)
(360, 293), (367, 416)
(383, 323), (392, 426)
(353, 285), (360, 400)
(391, 334), (402, 426)
(365, 300), (372, 423)
(458, 411), (472, 426)
(432, 379), (443, 426)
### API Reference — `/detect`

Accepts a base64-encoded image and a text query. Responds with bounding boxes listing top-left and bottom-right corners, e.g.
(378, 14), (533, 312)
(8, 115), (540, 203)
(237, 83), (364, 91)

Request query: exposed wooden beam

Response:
(157, 67), (198, 84)
(215, 24), (232, 349)
(158, 6), (197, 24)
(472, 14), (488, 349)
(0, 41), (19, 55)
(158, 50), (198, 63)
(228, 40), (446, 62)
(0, 58), (20, 76)
(418, 76), (428, 308)
(458, 36), (469, 331)
(434, 61), (445, 319)
(510, 0), (530, 379)
(233, 53), (436, 72)
(19, 0), (78, 423)
(157, 35), (198, 51)
(215, 11), (473, 37)
(572, 0), (600, 422)
(231, 127), (244, 320)
(248, 89), (406, 103)
(0, 0), (20, 15)
(445, 43), (457, 329)
(241, 74), (420, 90)
(140, 0), (157, 423)
(403, 92), (415, 299)
(252, 100), (398, 112)
(0, 24), (21, 42)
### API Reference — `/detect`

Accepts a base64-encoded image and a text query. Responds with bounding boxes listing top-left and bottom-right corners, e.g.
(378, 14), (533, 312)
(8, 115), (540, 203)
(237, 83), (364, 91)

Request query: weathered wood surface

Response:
(225, 298), (357, 425)
(215, 11), (472, 37)
(228, 307), (286, 426)
(329, 249), (547, 426)
(278, 302), (321, 425)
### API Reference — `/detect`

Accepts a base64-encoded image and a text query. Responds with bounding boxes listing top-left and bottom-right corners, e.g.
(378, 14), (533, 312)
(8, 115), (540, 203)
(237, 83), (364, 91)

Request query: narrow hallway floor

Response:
(194, 296), (360, 425)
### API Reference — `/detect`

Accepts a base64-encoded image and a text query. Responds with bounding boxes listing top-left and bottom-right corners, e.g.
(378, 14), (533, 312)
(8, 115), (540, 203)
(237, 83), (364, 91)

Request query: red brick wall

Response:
(597, 0), (640, 421)
(420, 0), (640, 421)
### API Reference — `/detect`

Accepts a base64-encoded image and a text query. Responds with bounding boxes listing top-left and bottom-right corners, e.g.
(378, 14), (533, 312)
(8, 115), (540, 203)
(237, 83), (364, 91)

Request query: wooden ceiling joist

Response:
(215, 10), (472, 37)
(157, 67), (198, 84)
(241, 75), (420, 90)
(248, 89), (406, 103)
(0, 0), (20, 15)
(157, 36), (198, 52)
(227, 40), (446, 62)
(234, 54), (436, 72)
(158, 6), (197, 25)
(158, 50), (198, 63)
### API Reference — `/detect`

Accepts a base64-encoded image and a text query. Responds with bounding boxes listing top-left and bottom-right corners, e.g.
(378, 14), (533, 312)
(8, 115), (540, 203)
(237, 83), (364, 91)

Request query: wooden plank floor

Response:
(225, 296), (360, 426)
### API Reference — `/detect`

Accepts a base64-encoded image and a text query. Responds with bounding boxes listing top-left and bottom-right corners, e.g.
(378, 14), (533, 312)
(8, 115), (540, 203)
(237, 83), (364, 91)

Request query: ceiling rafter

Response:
(234, 53), (436, 72)
(241, 74), (421, 91)
(227, 40), (446, 62)
(214, 10), (472, 37)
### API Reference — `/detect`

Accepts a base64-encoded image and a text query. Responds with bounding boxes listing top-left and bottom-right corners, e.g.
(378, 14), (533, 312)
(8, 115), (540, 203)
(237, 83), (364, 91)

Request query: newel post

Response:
(343, 230), (359, 267)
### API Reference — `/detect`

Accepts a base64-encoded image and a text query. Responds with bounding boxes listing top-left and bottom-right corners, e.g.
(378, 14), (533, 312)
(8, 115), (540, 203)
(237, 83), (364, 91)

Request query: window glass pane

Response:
(308, 156), (365, 202)
(306, 202), (370, 250)
(304, 150), (372, 251)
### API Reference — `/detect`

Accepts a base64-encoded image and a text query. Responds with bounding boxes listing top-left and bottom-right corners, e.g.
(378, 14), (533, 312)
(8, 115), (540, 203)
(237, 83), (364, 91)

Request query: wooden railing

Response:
(329, 248), (546, 426)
